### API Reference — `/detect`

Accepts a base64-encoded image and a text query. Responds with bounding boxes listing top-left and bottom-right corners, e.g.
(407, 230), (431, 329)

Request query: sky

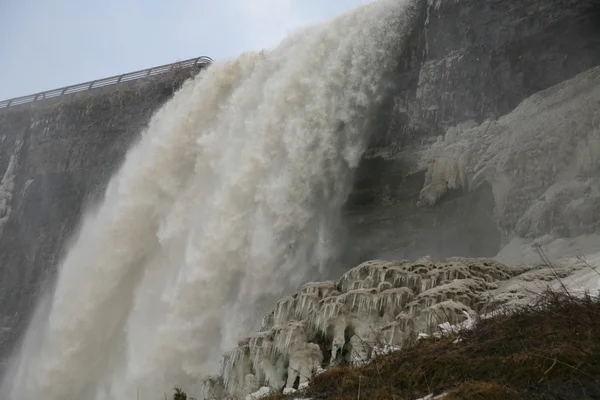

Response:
(0, 0), (369, 100)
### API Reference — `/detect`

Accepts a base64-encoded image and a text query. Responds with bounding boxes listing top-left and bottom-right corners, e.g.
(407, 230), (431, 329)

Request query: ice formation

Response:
(418, 67), (600, 240)
(198, 254), (600, 399)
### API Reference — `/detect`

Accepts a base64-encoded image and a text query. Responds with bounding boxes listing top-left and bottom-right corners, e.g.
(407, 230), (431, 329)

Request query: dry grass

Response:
(263, 290), (600, 400)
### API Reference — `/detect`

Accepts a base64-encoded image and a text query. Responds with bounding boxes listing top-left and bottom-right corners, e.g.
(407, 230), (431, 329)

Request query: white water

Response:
(3, 1), (412, 399)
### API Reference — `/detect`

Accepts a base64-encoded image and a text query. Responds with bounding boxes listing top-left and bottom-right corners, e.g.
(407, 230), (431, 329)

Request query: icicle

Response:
(380, 287), (414, 315)
(274, 296), (297, 326)
(312, 297), (345, 333)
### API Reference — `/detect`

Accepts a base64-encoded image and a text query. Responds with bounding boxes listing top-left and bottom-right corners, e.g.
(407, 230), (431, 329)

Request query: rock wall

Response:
(343, 0), (600, 265)
(0, 68), (201, 365)
(419, 67), (600, 240)
(198, 254), (600, 399)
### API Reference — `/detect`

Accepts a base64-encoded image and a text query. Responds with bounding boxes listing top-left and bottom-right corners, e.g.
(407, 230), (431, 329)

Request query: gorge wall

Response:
(345, 0), (600, 264)
(0, 0), (598, 387)
(0, 68), (202, 367)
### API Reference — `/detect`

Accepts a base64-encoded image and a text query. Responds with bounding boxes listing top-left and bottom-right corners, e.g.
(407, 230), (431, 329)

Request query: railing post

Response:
(88, 81), (94, 90)
(7, 99), (13, 107)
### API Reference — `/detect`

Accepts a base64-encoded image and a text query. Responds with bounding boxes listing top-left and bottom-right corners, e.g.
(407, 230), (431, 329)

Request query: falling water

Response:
(2, 0), (413, 398)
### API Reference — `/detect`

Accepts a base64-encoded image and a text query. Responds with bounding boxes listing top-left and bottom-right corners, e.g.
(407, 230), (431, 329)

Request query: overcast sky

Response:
(0, 0), (368, 99)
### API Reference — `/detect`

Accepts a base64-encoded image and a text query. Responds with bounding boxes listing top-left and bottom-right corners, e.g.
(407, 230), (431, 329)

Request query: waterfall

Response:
(2, 0), (413, 398)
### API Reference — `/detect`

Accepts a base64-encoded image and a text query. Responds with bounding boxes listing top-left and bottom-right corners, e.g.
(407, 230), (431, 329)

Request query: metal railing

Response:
(0, 56), (212, 109)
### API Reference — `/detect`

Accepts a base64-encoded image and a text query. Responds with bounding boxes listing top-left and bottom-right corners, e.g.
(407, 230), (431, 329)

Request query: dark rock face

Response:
(419, 0), (600, 126)
(398, 0), (600, 140)
(0, 0), (598, 370)
(344, 0), (600, 265)
(0, 70), (197, 366)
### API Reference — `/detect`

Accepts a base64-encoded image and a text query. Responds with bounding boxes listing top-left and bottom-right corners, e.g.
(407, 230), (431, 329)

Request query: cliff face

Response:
(0, 0), (598, 372)
(0, 70), (198, 364)
(344, 0), (600, 264)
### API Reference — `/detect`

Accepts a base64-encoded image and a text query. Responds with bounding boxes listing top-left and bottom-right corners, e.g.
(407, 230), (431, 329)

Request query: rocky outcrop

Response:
(197, 255), (599, 399)
(419, 67), (600, 240)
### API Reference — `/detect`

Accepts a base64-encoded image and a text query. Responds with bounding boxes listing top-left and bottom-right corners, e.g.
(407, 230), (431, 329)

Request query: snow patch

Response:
(245, 386), (272, 400)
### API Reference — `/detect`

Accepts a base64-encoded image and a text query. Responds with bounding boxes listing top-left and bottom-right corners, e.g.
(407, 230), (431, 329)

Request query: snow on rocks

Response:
(199, 257), (591, 399)
(196, 252), (600, 399)
(245, 386), (272, 400)
(418, 67), (600, 239)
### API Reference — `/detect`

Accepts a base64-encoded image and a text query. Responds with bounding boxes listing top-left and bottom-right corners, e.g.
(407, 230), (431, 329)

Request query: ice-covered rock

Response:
(197, 251), (600, 400)
(419, 67), (600, 239)
(201, 256), (598, 399)
(198, 376), (224, 400)
(286, 343), (322, 389)
(245, 386), (272, 400)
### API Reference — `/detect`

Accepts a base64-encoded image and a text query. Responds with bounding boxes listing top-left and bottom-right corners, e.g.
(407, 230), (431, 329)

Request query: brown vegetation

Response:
(262, 290), (600, 400)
